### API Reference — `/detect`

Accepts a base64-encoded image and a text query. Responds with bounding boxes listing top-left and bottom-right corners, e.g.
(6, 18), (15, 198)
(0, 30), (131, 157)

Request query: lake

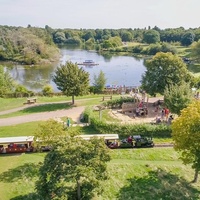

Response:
(4, 48), (146, 92)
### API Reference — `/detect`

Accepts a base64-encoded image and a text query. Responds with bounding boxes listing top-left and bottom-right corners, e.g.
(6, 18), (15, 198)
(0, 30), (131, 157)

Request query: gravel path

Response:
(0, 96), (163, 127)
(0, 106), (85, 127)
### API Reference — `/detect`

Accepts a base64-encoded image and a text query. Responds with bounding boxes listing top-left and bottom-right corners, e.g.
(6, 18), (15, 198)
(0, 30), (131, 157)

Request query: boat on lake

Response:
(77, 60), (99, 66)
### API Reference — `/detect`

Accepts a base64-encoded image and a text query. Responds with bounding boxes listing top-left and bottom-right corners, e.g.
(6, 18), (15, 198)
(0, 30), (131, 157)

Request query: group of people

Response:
(135, 99), (148, 117)
(154, 107), (174, 124)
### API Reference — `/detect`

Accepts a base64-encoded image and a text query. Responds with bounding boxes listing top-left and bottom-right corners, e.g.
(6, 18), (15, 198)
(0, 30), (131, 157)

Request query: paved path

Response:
(0, 106), (85, 127)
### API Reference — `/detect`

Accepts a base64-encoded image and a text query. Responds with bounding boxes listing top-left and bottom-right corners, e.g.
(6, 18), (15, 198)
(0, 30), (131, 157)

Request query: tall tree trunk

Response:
(72, 95), (75, 105)
(192, 169), (199, 183)
(77, 180), (81, 200)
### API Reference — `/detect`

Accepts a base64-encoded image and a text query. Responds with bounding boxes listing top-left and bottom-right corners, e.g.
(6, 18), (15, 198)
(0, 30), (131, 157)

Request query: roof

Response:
(0, 136), (34, 144)
(76, 134), (119, 140)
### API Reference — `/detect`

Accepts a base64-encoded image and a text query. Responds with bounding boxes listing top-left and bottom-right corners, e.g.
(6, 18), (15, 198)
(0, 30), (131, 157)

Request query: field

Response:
(0, 148), (199, 200)
(0, 96), (200, 199)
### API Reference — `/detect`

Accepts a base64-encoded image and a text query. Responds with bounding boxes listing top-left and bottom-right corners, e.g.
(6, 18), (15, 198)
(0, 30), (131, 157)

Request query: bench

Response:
(24, 98), (37, 105)
(102, 95), (112, 101)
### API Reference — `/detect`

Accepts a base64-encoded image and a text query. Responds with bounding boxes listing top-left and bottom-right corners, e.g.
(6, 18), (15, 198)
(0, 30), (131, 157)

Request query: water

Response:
(4, 48), (146, 92)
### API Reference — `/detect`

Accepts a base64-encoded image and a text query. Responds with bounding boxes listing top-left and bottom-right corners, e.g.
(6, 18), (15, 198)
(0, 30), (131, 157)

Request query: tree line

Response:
(1, 25), (200, 64)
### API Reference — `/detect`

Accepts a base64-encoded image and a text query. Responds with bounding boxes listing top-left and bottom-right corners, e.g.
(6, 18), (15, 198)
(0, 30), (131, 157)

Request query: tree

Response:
(141, 52), (191, 96)
(164, 82), (193, 115)
(0, 65), (14, 97)
(181, 31), (195, 46)
(143, 30), (160, 44)
(36, 136), (111, 200)
(93, 70), (107, 93)
(53, 61), (90, 104)
(121, 31), (133, 42)
(191, 40), (200, 61)
(15, 84), (28, 97)
(172, 100), (200, 182)
(53, 31), (66, 44)
(34, 119), (66, 149)
(42, 84), (53, 96)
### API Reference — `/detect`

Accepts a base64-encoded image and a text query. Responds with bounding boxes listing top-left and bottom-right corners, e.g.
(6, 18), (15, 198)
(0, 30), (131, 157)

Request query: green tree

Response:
(181, 31), (195, 46)
(141, 52), (191, 96)
(53, 31), (66, 44)
(172, 100), (200, 182)
(0, 65), (14, 97)
(36, 136), (111, 200)
(143, 30), (160, 44)
(109, 36), (122, 47)
(93, 70), (107, 93)
(34, 119), (66, 150)
(164, 82), (193, 115)
(102, 40), (113, 49)
(121, 31), (133, 42)
(191, 40), (200, 61)
(15, 84), (28, 97)
(42, 84), (53, 96)
(53, 61), (90, 104)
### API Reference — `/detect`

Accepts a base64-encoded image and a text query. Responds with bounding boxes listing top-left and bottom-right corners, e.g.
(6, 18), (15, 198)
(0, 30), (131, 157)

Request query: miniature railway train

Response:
(0, 134), (154, 154)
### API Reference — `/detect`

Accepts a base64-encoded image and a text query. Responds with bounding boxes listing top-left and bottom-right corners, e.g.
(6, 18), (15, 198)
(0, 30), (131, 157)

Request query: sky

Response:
(0, 0), (199, 30)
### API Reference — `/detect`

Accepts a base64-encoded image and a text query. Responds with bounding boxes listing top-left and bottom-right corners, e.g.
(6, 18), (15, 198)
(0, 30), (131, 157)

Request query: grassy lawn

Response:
(0, 148), (199, 200)
(0, 94), (115, 112)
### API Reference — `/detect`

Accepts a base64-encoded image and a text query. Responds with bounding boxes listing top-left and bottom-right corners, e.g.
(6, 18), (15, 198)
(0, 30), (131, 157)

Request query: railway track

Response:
(154, 143), (173, 148)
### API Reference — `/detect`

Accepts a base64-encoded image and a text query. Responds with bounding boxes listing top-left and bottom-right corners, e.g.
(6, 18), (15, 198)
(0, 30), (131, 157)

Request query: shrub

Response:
(42, 85), (53, 96)
(104, 97), (138, 108)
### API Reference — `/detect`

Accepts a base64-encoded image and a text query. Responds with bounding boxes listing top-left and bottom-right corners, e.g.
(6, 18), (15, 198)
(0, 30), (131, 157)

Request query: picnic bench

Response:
(24, 98), (37, 105)
(102, 95), (112, 101)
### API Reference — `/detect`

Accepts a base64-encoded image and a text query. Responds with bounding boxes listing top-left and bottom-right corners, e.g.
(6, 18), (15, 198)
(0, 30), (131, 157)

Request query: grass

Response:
(0, 103), (72, 118)
(0, 148), (199, 200)
(0, 94), (112, 112)
(0, 121), (43, 137)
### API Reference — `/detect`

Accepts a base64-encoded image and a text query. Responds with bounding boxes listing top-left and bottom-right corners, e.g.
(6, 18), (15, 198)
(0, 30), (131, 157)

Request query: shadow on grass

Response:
(188, 63), (200, 73)
(10, 193), (40, 200)
(0, 163), (40, 182)
(21, 102), (72, 113)
(117, 168), (200, 200)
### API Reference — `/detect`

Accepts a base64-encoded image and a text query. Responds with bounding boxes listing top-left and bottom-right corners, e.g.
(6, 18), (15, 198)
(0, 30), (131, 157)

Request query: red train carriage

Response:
(0, 136), (34, 153)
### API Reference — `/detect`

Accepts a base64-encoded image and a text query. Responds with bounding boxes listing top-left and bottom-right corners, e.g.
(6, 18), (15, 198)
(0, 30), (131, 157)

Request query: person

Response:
(168, 115), (174, 124)
(136, 106), (140, 116)
(127, 136), (132, 144)
(67, 117), (70, 127)
(155, 116), (161, 124)
(164, 108), (170, 121)
(161, 108), (165, 120)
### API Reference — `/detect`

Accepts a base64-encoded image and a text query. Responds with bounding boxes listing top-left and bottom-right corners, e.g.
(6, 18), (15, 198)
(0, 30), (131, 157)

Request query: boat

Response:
(77, 60), (99, 66)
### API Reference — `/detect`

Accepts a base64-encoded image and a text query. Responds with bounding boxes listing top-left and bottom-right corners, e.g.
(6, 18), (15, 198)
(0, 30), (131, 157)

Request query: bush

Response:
(103, 97), (138, 108)
(42, 85), (53, 96)
(132, 45), (143, 54)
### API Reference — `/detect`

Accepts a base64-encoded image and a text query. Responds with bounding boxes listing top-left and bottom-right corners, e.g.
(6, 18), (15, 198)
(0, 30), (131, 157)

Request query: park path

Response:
(0, 96), (163, 127)
(0, 106), (85, 127)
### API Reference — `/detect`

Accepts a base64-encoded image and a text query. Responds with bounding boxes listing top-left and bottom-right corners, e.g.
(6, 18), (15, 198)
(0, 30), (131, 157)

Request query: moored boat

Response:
(77, 60), (99, 66)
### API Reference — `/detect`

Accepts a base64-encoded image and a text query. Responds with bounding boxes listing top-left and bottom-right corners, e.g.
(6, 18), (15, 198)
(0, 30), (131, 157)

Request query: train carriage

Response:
(0, 136), (34, 153)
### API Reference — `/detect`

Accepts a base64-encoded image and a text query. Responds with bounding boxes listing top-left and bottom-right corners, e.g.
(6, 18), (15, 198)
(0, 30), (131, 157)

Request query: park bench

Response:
(102, 95), (112, 101)
(24, 98), (37, 105)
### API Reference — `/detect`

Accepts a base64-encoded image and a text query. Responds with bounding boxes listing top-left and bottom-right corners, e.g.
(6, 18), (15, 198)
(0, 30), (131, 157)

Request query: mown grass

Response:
(0, 94), (112, 112)
(0, 121), (44, 137)
(0, 148), (199, 200)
